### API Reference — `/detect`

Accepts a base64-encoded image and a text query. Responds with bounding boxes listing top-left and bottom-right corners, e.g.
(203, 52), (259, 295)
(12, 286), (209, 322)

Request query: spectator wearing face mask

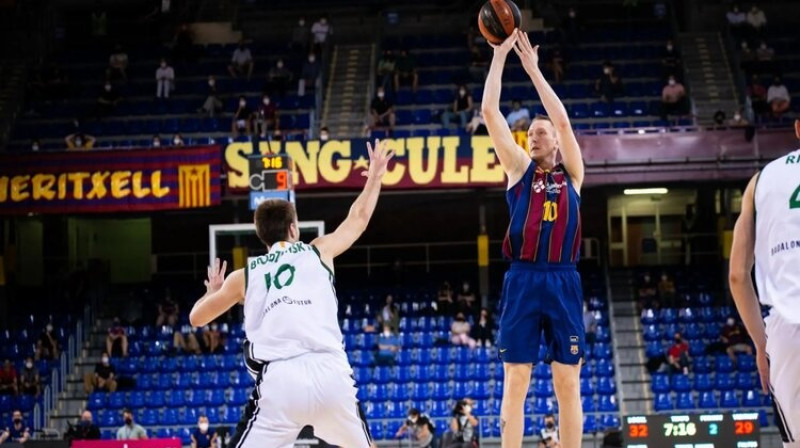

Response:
(228, 39), (253, 80)
(442, 85), (474, 129)
(106, 317), (128, 358)
(310, 16), (332, 55)
(395, 409), (435, 448)
(156, 291), (180, 327)
(667, 332), (690, 374)
(290, 17), (309, 54)
(18, 357), (39, 397)
(65, 132), (96, 151)
(727, 109), (749, 127)
(767, 76), (790, 119)
(319, 126), (330, 141)
(376, 50), (396, 92)
(30, 139), (41, 152)
(36, 323), (60, 360)
(660, 75), (687, 121)
(657, 273), (676, 306)
(171, 133), (185, 147)
(84, 351), (117, 393)
(95, 82), (120, 117)
(745, 4), (767, 39)
(721, 317), (753, 363)
(155, 58), (175, 99)
(471, 308), (494, 347)
(0, 360), (17, 396)
(0, 410), (30, 444)
(594, 61), (624, 102)
(537, 414), (560, 448)
(456, 281), (476, 314)
(376, 294), (400, 333)
(451, 313), (477, 349)
(444, 399), (478, 448)
(199, 76), (223, 117)
(69, 410), (101, 440)
(232, 96), (253, 138)
(583, 301), (597, 346)
(394, 49), (418, 93)
(203, 323), (222, 354)
(369, 87), (396, 133)
(255, 94), (279, 139)
(174, 324), (202, 355)
(298, 53), (320, 96)
(151, 135), (162, 148)
(266, 59), (293, 99)
(116, 409), (147, 440)
(191, 415), (216, 448)
(506, 99), (531, 132)
(375, 324), (401, 366)
(106, 44), (128, 81)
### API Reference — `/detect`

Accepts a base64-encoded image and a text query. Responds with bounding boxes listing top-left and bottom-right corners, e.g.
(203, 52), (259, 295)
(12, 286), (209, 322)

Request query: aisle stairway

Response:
(678, 32), (739, 125)
(321, 44), (374, 138)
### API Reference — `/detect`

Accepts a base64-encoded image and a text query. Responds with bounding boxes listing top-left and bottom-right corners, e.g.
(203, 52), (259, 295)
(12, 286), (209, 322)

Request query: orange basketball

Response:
(477, 0), (522, 45)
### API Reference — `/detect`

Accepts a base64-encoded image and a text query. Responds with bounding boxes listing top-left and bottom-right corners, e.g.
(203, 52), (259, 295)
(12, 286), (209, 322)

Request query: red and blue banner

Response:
(0, 147), (221, 214)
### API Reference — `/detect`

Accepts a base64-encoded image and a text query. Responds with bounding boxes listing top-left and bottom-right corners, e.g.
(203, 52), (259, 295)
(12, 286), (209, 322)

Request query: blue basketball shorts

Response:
(497, 263), (585, 365)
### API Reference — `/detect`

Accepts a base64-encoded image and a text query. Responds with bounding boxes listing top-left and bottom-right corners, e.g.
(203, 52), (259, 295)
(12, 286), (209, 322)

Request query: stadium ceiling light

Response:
(624, 188), (669, 195)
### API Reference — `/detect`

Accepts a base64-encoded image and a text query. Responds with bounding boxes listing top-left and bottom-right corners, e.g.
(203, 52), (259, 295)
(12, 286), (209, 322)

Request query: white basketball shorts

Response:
(227, 351), (372, 448)
(766, 310), (800, 447)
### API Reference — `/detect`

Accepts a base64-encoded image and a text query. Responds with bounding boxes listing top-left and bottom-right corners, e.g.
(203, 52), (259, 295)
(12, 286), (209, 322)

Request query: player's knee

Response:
(551, 363), (580, 396)
(503, 364), (532, 398)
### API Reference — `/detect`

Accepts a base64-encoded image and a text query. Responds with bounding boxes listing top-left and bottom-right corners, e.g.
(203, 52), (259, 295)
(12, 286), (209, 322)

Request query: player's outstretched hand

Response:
(363, 138), (395, 179)
(489, 28), (519, 57)
(205, 258), (227, 293)
(756, 348), (770, 394)
(513, 29), (540, 76)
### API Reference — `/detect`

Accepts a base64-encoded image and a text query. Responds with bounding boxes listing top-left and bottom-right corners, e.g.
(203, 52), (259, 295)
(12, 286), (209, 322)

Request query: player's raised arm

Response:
(480, 29), (530, 187)
(729, 173), (769, 392)
(514, 32), (584, 192)
(312, 139), (394, 266)
(189, 259), (245, 327)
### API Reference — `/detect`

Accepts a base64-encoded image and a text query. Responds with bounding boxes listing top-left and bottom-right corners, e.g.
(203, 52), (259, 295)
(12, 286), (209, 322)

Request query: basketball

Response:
(477, 0), (522, 45)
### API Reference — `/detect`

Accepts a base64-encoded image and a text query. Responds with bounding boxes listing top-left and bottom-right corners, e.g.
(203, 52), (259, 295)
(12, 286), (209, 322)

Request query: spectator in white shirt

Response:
(228, 39), (253, 80)
(310, 16), (332, 55)
(767, 76), (790, 119)
(506, 100), (531, 131)
(155, 58), (175, 98)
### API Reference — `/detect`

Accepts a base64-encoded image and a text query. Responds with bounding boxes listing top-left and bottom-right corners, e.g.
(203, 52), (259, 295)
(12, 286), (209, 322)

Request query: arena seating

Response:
(7, 43), (315, 152)
(89, 273), (618, 442)
(0, 314), (74, 429)
(378, 26), (692, 139)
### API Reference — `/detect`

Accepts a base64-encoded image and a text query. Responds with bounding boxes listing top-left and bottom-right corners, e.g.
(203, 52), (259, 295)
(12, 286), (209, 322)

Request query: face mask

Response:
(409, 417), (418, 424)
(674, 337), (681, 343)
(308, 56), (316, 63)
(199, 423), (209, 432)
(320, 18), (327, 24)
(383, 330), (391, 336)
(277, 62), (284, 69)
(459, 90), (466, 96)
(263, 98), (270, 105)
(104, 85), (111, 92)
(153, 140), (160, 147)
(734, 114), (741, 121)
(161, 62), (166, 68)
(546, 422), (554, 429)
(102, 357), (109, 364)
(239, 101), (246, 107)
(13, 418), (21, 425)
(377, 92), (384, 99)
(298, 20), (305, 26)
(464, 405), (472, 413)
(124, 417), (132, 425)
(603, 68), (611, 75)
(81, 419), (91, 426)
(320, 132), (329, 141)
(75, 138), (83, 146)
(741, 42), (748, 49)
(667, 45), (673, 51)
(208, 80), (215, 87)
(25, 362), (33, 369)
(569, 11), (575, 18)
(173, 137), (181, 145)
(760, 44), (766, 50)
(727, 318), (735, 326)
(668, 79), (676, 86)
(47, 324), (53, 332)
(32, 144), (39, 151)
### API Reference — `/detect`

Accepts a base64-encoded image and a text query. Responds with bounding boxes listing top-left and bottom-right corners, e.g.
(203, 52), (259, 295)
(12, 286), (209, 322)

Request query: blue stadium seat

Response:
(87, 393), (106, 410)
(716, 356), (734, 373)
(720, 390), (739, 407)
(743, 390), (761, 407)
(533, 380), (554, 397)
(596, 359), (614, 377)
(654, 393), (674, 411)
(598, 395), (618, 412)
(671, 374), (691, 392)
(601, 414), (621, 430)
(597, 377), (616, 395)
(738, 355), (756, 372)
(534, 363), (551, 380)
(581, 396), (596, 412)
(693, 356), (712, 374)
(694, 373), (712, 391)
(580, 378), (595, 395)
(699, 391), (717, 409)
(645, 341), (664, 358)
(643, 325), (660, 342)
(651, 374), (669, 393)
(641, 309), (658, 325)
(107, 392), (126, 409)
(162, 409), (179, 425)
(144, 391), (164, 408)
(583, 415), (597, 434)
(735, 373), (756, 390)
(676, 392), (695, 409)
(128, 391), (145, 408)
(534, 398), (554, 414)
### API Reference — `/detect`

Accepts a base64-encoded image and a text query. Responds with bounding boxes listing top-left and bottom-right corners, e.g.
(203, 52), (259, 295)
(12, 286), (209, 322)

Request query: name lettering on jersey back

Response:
(787, 155), (798, 164)
(250, 243), (308, 269)
(264, 296), (313, 315)
(770, 239), (800, 256)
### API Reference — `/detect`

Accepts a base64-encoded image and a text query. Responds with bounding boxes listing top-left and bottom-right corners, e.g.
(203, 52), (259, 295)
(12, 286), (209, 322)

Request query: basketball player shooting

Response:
(729, 119), (800, 448)
(482, 29), (585, 448)
(187, 139), (393, 448)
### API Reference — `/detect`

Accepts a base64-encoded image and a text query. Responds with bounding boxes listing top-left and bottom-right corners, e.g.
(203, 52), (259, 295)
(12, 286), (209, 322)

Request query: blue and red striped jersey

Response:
(502, 162), (581, 264)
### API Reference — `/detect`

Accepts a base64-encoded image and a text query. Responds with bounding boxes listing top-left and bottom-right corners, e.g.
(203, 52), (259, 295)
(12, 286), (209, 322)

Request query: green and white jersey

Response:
(754, 149), (800, 324)
(243, 241), (346, 362)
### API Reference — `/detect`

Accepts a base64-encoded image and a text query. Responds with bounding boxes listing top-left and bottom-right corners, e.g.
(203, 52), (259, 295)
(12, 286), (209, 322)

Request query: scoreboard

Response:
(623, 412), (760, 448)
(248, 154), (295, 210)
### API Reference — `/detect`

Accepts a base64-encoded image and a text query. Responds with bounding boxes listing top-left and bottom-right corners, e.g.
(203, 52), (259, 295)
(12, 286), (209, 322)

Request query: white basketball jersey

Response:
(754, 149), (800, 324)
(243, 241), (346, 363)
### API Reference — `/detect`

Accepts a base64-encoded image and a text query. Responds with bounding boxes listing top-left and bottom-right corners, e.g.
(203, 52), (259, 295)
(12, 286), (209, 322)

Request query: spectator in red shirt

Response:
(106, 317), (128, 358)
(254, 94), (280, 139)
(720, 317), (752, 363)
(667, 332), (690, 374)
(0, 360), (18, 396)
